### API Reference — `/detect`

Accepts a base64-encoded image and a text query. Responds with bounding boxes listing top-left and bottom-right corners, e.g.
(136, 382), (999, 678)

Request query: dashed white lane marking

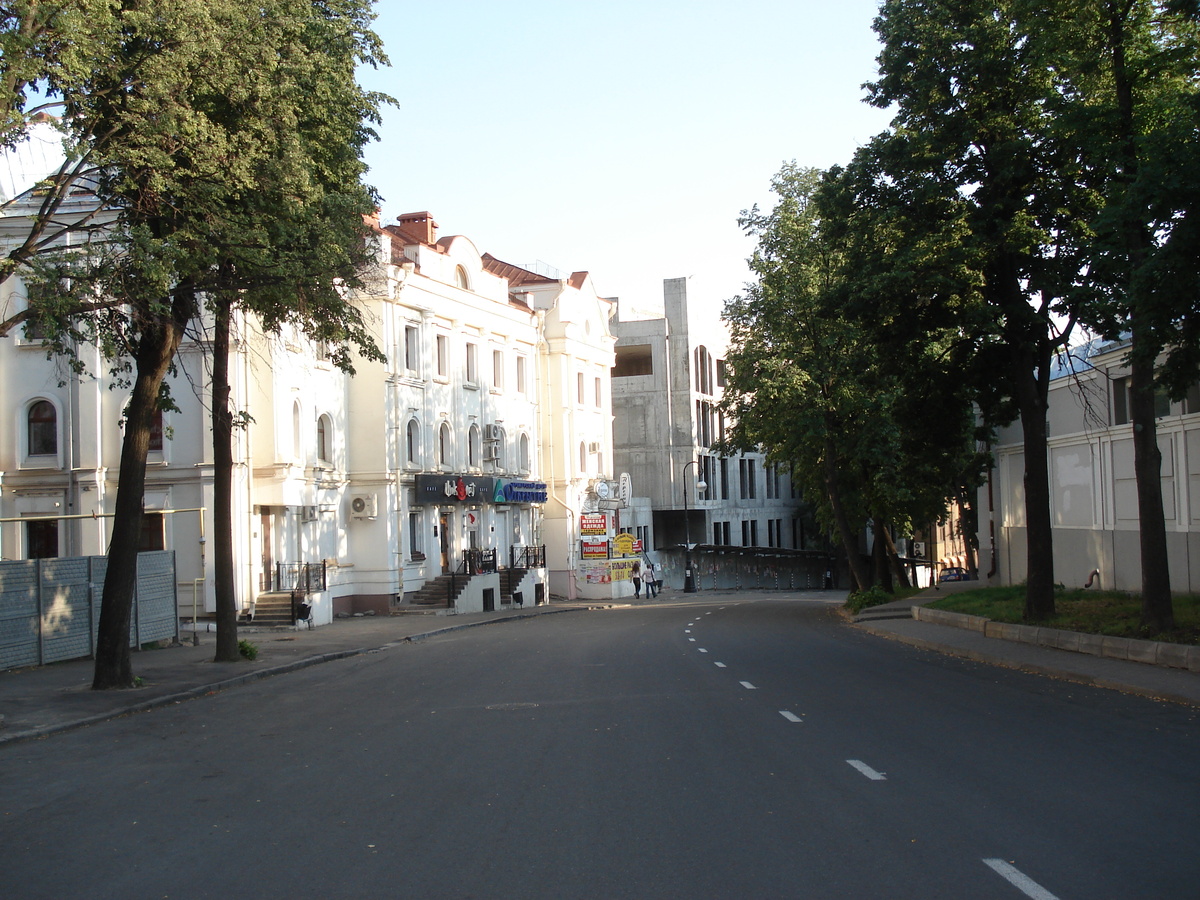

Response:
(684, 629), (691, 633)
(846, 760), (886, 781)
(689, 638), (696, 642)
(740, 681), (757, 690)
(715, 662), (727, 668)
(779, 711), (803, 723)
(698, 648), (708, 653)
(982, 860), (1061, 900)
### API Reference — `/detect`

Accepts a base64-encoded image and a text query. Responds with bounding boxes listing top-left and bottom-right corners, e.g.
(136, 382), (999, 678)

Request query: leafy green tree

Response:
(722, 164), (983, 591)
(865, 0), (1104, 620)
(1049, 0), (1200, 630)
(6, 0), (388, 687)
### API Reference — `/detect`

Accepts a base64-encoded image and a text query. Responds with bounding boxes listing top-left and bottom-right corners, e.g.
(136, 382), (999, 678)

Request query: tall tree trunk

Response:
(825, 436), (871, 591)
(881, 524), (911, 588)
(1107, 7), (1174, 631)
(1129, 346), (1174, 630)
(995, 254), (1056, 621)
(92, 312), (186, 689)
(872, 515), (894, 593)
(212, 298), (240, 662)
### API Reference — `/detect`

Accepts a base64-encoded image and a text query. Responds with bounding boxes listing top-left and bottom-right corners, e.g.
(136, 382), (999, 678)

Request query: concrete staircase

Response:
(401, 573), (470, 612)
(250, 591), (296, 626)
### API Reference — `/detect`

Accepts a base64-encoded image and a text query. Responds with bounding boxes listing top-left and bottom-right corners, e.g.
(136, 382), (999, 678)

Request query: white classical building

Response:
(981, 338), (1200, 594)
(0, 189), (626, 622)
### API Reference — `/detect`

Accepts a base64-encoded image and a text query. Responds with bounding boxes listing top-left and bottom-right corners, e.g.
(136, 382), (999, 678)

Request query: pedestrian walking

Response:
(631, 560), (642, 599)
(644, 562), (659, 598)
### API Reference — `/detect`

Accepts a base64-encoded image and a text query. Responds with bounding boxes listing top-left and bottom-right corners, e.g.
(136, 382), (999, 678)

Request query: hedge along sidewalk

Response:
(913, 606), (1200, 672)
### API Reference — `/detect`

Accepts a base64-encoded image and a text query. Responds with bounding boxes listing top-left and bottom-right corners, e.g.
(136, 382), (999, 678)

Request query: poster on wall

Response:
(581, 539), (608, 559)
(608, 558), (637, 581)
(612, 533), (642, 556)
(580, 513), (607, 535)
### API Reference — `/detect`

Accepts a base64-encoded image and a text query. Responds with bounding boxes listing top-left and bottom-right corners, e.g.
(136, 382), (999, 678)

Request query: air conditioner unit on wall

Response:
(483, 444), (499, 461)
(300, 505), (318, 522)
(484, 424), (502, 442)
(588, 441), (601, 453)
(350, 493), (378, 519)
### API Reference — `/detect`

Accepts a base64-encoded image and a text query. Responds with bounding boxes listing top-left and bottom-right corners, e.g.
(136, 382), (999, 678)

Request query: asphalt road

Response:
(2, 596), (1197, 899)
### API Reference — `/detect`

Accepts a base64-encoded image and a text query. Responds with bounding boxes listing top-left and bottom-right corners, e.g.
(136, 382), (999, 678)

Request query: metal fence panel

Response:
(0, 561), (39, 669)
(136, 552), (177, 645)
(0, 551), (178, 670)
(40, 558), (94, 665)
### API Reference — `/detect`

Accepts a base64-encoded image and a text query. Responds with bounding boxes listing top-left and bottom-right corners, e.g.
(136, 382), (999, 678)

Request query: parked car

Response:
(938, 566), (972, 582)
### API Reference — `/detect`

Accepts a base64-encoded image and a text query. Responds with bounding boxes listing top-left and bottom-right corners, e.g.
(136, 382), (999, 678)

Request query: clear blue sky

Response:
(356, 1), (892, 315)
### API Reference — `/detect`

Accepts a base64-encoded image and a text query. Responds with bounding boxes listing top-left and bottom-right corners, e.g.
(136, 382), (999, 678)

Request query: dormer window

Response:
(455, 265), (470, 290)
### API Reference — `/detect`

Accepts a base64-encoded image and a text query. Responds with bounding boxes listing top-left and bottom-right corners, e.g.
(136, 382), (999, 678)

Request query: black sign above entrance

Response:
(414, 474), (495, 504)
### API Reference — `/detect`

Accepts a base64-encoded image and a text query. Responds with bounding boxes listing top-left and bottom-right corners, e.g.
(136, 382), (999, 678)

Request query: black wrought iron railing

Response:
(275, 561), (327, 594)
(465, 548), (497, 575)
(509, 545), (546, 570)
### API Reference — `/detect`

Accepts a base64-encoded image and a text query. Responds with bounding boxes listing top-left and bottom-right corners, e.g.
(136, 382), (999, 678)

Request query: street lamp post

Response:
(683, 459), (707, 593)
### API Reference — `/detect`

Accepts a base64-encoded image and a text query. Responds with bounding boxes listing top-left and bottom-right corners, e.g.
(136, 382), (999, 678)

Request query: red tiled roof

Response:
(481, 253), (559, 288)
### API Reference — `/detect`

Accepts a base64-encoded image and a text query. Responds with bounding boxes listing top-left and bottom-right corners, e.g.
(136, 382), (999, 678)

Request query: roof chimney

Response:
(392, 211), (439, 245)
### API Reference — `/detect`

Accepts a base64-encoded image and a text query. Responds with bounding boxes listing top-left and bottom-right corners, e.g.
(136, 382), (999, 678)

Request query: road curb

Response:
(0, 605), (589, 748)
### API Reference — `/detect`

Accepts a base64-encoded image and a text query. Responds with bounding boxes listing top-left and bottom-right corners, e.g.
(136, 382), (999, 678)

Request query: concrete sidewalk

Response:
(852, 582), (1200, 707)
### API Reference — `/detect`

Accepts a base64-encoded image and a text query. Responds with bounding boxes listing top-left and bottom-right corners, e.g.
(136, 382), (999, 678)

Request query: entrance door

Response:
(260, 511), (274, 590)
(439, 512), (450, 574)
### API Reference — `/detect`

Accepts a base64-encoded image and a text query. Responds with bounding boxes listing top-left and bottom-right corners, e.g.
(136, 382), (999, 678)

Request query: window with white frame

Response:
(436, 334), (448, 377)
(27, 400), (57, 457)
(594, 376), (602, 407)
(438, 422), (451, 466)
(466, 342), (478, 385)
(577, 372), (585, 405)
(519, 433), (530, 472)
(492, 349), (503, 390)
(468, 424), (481, 468)
(406, 419), (420, 465)
(26, 518), (58, 558)
(516, 355), (527, 394)
(316, 414), (332, 464)
(404, 324), (419, 373)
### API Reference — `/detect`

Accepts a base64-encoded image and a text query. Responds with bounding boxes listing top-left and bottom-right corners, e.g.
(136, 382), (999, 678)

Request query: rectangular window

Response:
(466, 342), (478, 384)
(750, 520), (759, 546)
(139, 512), (165, 552)
(409, 512), (424, 559)
(636, 525), (649, 548)
(516, 355), (527, 394)
(746, 460), (757, 499)
(716, 359), (727, 387)
(741, 520), (750, 546)
(612, 344), (653, 377)
(404, 325), (419, 372)
(577, 372), (585, 405)
(493, 349), (504, 390)
(26, 519), (58, 559)
(594, 376), (602, 407)
(720, 458), (729, 500)
(436, 334), (448, 377)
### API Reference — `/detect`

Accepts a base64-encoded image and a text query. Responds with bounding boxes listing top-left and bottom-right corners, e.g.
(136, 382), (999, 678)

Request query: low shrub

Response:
(238, 639), (258, 661)
(844, 585), (894, 614)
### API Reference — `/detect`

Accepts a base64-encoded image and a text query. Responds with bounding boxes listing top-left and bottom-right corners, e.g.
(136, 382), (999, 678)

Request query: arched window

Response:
(455, 265), (470, 290)
(292, 401), (302, 460)
(438, 422), (452, 466)
(468, 424), (481, 468)
(579, 441), (587, 473)
(519, 433), (531, 472)
(27, 400), (57, 456)
(148, 409), (164, 453)
(316, 414), (332, 463)
(406, 419), (420, 465)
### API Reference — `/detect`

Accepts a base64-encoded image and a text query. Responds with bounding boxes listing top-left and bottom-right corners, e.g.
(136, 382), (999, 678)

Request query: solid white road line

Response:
(714, 662), (727, 668)
(779, 711), (803, 723)
(846, 760), (886, 781)
(740, 681), (757, 690)
(982, 860), (1061, 900)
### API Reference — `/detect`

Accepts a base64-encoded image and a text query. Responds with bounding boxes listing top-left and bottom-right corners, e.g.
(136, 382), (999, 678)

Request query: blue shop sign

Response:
(497, 480), (548, 504)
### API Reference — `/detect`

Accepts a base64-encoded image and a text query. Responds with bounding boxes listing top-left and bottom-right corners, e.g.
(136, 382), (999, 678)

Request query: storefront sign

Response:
(612, 532), (642, 556)
(580, 513), (607, 535)
(414, 474), (495, 504)
(495, 480), (548, 504)
(581, 539), (609, 559)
